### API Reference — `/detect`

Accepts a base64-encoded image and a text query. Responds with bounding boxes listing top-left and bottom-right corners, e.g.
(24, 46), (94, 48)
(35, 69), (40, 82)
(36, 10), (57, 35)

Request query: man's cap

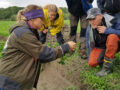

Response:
(86, 8), (101, 20)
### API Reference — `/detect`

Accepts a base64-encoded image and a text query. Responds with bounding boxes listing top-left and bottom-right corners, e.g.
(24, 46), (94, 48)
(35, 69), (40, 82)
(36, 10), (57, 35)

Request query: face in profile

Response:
(31, 18), (44, 29)
(48, 12), (57, 21)
(88, 14), (103, 29)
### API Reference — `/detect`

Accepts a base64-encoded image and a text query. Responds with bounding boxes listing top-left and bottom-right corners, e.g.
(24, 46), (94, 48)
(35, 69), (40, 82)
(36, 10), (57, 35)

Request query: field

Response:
(0, 21), (120, 90)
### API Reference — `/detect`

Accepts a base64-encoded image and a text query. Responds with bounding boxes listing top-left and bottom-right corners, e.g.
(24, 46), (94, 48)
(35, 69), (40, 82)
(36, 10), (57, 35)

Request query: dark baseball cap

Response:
(86, 8), (101, 20)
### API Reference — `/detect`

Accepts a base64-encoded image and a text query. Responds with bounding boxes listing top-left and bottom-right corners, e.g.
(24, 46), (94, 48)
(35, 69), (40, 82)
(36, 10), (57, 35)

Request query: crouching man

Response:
(86, 8), (120, 77)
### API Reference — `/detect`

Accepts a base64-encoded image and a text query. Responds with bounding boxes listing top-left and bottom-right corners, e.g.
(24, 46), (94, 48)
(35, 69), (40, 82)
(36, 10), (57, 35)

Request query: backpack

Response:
(104, 0), (120, 14)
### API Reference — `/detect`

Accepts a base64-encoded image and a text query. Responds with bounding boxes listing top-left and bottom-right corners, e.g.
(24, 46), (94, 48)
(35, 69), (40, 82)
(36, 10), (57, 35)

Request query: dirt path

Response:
(37, 60), (74, 90)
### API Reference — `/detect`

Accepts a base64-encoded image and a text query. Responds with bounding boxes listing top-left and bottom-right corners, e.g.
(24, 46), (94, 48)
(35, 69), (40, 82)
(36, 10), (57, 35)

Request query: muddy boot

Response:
(79, 37), (87, 59)
(79, 49), (87, 59)
(95, 58), (114, 77)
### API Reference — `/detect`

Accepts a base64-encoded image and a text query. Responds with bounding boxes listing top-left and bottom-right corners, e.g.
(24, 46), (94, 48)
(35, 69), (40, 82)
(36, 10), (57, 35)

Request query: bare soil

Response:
(37, 25), (88, 90)
(0, 35), (7, 41)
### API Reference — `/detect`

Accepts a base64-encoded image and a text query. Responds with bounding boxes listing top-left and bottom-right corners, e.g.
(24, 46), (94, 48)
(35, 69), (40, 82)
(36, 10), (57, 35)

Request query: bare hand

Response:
(97, 26), (106, 34)
(43, 29), (48, 34)
(67, 41), (76, 51)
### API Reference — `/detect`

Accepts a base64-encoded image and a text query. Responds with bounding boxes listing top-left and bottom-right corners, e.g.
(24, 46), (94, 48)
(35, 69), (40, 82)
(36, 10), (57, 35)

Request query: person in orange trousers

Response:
(86, 8), (120, 77)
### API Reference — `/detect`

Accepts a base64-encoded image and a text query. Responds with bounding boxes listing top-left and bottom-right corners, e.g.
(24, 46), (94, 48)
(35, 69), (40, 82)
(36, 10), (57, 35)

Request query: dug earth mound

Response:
(37, 25), (88, 90)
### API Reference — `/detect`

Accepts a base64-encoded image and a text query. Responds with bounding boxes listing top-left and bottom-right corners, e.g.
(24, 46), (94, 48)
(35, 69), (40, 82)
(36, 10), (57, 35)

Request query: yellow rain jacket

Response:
(41, 8), (64, 36)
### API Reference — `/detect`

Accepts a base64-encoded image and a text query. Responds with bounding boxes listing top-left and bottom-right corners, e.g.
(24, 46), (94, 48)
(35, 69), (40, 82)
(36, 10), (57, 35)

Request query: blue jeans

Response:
(0, 88), (3, 90)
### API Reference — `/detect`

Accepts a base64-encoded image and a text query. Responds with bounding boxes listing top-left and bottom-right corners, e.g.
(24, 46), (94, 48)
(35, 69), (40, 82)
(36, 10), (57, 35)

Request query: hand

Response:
(67, 41), (76, 51)
(43, 29), (48, 34)
(97, 26), (106, 34)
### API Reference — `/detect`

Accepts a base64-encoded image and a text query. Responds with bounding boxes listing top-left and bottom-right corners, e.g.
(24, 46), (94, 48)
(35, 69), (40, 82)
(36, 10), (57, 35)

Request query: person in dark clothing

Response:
(86, 8), (120, 77)
(66, 0), (93, 59)
(97, 0), (120, 20)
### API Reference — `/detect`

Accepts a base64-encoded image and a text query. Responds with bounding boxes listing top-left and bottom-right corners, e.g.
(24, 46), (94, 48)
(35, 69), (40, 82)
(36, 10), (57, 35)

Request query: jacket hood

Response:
(9, 20), (29, 33)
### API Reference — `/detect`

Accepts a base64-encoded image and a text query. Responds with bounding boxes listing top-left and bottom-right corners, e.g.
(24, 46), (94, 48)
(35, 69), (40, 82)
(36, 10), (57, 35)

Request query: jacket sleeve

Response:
(86, 26), (90, 60)
(13, 28), (69, 62)
(104, 28), (120, 36)
(104, 21), (120, 36)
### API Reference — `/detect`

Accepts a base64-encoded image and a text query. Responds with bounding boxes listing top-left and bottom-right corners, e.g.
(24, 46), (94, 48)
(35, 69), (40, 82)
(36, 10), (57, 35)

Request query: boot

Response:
(79, 49), (87, 59)
(79, 37), (87, 59)
(95, 58), (114, 77)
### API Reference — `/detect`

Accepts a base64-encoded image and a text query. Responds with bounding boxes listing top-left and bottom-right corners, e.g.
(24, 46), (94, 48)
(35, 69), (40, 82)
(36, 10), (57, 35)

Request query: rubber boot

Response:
(95, 58), (114, 77)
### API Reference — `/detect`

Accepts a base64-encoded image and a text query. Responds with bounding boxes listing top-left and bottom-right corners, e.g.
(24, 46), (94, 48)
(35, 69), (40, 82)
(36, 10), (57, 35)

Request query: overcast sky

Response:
(0, 0), (97, 8)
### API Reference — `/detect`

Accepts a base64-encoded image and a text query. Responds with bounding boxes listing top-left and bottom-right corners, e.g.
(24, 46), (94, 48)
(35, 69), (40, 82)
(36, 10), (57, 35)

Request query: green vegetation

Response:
(60, 7), (69, 20)
(0, 41), (5, 58)
(0, 6), (23, 21)
(0, 6), (69, 21)
(62, 86), (78, 90)
(60, 43), (120, 89)
(0, 21), (15, 36)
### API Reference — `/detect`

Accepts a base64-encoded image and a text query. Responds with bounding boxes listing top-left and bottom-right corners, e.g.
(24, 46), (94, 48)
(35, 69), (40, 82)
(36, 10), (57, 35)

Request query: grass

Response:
(0, 21), (15, 58)
(0, 21), (16, 37)
(60, 44), (120, 90)
(64, 20), (81, 33)
(60, 46), (120, 90)
(0, 41), (5, 58)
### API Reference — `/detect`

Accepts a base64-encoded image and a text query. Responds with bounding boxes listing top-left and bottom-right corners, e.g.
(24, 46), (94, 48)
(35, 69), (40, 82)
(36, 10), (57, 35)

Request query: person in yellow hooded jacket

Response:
(40, 4), (64, 45)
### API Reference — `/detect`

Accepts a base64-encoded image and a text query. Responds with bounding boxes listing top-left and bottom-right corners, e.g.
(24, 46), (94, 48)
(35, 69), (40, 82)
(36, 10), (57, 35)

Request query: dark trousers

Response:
(40, 31), (64, 45)
(69, 13), (88, 49)
(69, 14), (88, 37)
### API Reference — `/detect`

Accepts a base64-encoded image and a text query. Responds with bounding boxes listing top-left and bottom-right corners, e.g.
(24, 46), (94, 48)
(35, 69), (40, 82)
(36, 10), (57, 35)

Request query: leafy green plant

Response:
(0, 41), (5, 58)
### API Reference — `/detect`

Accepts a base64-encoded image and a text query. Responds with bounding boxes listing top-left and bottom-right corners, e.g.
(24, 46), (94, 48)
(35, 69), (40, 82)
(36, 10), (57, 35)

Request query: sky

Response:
(0, 0), (97, 8)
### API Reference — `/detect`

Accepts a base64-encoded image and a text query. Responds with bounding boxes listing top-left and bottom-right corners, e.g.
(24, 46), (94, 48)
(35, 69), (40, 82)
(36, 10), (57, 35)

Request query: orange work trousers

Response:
(89, 34), (120, 67)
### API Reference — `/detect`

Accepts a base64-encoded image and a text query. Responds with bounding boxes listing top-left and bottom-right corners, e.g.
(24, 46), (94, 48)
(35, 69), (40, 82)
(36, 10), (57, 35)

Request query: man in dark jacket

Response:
(97, 0), (120, 20)
(86, 8), (120, 77)
(66, 0), (93, 59)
